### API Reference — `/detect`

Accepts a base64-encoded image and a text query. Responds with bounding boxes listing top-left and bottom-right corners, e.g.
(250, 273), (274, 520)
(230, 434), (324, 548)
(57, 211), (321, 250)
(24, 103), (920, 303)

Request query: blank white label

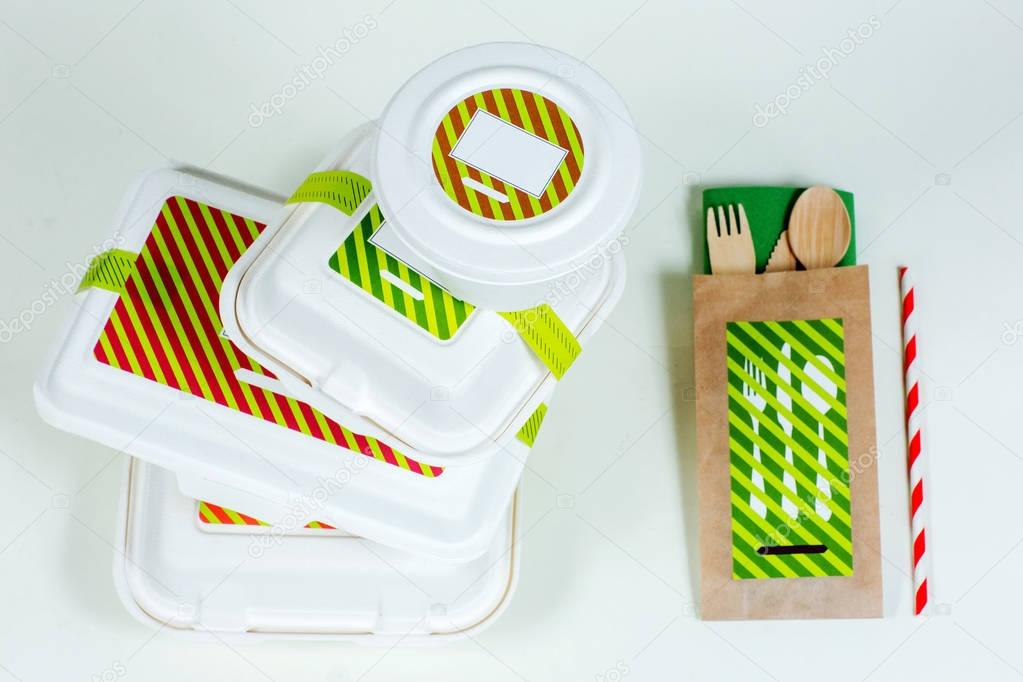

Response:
(449, 110), (567, 198)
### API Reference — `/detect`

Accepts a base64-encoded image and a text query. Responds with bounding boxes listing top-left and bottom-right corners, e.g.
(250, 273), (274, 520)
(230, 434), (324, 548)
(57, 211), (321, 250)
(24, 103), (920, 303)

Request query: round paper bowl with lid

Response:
(373, 41), (642, 311)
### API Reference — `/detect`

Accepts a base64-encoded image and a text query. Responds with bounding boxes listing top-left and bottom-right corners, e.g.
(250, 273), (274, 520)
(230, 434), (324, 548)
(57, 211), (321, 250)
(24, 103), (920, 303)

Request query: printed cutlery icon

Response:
(802, 356), (838, 521)
(775, 343), (800, 519)
(727, 321), (848, 567)
(741, 358), (768, 518)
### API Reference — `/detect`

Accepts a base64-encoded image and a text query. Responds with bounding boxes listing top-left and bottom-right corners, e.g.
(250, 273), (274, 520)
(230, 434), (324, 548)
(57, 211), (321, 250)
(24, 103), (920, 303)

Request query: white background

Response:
(1, 0), (1022, 680)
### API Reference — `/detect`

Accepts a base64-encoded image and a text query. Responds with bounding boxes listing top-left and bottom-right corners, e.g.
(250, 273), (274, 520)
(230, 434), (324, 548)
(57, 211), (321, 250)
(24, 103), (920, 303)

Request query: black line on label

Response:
(757, 544), (828, 556)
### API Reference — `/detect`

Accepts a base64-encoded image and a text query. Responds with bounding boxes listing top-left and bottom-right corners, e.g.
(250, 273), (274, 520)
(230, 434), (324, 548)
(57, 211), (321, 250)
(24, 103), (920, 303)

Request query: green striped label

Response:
(727, 318), (853, 579)
(328, 205), (474, 341)
(318, 179), (582, 375)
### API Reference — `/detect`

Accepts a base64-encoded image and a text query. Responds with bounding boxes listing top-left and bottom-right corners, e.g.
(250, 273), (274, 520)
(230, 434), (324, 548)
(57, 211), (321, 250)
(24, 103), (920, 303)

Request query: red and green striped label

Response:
(198, 500), (335, 530)
(92, 196), (443, 478)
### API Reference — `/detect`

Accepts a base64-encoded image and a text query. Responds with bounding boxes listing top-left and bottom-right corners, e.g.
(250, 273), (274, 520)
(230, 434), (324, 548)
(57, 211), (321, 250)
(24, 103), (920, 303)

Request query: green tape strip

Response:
(499, 306), (581, 379)
(78, 248), (137, 295)
(516, 403), (548, 447)
(287, 170), (372, 216)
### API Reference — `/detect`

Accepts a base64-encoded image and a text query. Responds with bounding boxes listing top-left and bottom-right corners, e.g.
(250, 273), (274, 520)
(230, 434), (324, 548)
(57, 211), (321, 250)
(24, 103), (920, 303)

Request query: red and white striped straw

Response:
(900, 266), (930, 615)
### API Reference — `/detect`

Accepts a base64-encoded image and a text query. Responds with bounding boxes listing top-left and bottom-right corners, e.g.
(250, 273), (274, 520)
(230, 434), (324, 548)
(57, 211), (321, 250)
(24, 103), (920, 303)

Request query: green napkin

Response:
(702, 187), (856, 275)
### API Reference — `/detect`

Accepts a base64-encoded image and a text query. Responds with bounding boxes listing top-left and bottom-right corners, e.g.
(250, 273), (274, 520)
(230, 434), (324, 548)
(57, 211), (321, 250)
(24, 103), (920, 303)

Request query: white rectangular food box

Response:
(34, 166), (526, 561)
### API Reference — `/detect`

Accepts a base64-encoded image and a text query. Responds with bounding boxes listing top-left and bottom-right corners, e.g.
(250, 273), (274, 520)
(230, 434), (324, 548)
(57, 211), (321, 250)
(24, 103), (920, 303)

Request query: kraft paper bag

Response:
(693, 265), (882, 620)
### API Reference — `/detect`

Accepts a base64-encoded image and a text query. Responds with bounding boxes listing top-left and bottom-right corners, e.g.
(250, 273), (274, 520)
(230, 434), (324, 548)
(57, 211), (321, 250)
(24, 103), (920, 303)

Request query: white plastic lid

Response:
(373, 42), (642, 310)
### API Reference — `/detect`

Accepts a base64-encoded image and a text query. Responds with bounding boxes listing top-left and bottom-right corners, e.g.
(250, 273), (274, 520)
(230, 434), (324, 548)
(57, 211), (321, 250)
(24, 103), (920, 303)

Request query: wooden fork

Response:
(707, 204), (756, 274)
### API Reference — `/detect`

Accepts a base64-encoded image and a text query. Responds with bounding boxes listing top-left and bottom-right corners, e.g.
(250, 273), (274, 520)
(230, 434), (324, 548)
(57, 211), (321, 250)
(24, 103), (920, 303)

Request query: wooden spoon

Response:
(786, 186), (851, 269)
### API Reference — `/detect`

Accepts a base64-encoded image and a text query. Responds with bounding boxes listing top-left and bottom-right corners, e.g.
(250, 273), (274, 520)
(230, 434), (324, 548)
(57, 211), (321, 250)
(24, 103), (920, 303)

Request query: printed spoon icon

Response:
(801, 356), (838, 521)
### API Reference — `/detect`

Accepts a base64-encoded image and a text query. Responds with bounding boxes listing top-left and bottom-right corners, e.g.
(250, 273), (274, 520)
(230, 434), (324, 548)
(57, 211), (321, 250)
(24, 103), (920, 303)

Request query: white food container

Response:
(34, 41), (639, 636)
(35, 167), (524, 561)
(222, 42), (639, 467)
(373, 42), (641, 310)
(116, 459), (518, 642)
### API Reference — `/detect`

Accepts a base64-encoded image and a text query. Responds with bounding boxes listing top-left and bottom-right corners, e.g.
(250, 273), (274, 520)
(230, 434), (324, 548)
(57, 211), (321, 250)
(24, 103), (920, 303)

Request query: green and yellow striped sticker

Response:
(727, 318), (852, 579)
(328, 204), (475, 341)
(302, 171), (582, 377)
(326, 202), (582, 375)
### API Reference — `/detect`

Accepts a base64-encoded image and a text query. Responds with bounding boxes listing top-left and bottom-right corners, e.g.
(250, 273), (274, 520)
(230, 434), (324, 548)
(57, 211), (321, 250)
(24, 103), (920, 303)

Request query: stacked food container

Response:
(34, 43), (641, 641)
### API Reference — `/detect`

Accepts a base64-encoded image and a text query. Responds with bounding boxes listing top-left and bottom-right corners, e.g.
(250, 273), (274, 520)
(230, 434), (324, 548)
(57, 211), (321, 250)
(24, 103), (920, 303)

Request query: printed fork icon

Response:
(742, 359), (768, 518)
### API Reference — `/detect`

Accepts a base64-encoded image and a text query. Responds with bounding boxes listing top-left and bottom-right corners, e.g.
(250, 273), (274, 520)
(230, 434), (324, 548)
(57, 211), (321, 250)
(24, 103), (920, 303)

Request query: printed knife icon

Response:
(776, 343), (800, 519)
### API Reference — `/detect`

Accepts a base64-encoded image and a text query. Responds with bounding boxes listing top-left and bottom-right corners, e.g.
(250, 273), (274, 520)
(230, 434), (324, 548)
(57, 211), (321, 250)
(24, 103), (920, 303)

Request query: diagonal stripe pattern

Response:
(900, 266), (929, 614)
(92, 195), (443, 478)
(79, 248), (137, 294)
(287, 170), (372, 216)
(431, 88), (584, 221)
(325, 201), (581, 378)
(328, 204), (475, 340)
(198, 500), (335, 529)
(499, 306), (581, 379)
(726, 318), (853, 579)
(515, 403), (548, 447)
